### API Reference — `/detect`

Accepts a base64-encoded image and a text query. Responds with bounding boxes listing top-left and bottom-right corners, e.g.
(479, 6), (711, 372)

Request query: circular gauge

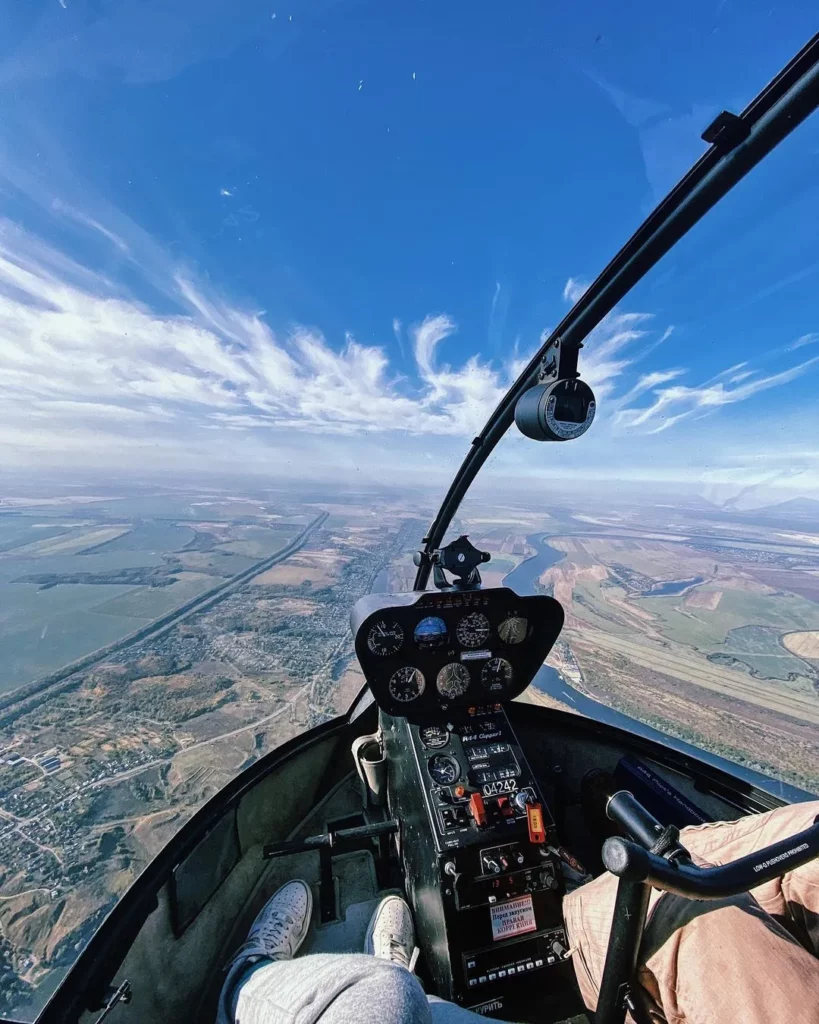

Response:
(456, 612), (491, 648)
(388, 666), (426, 703)
(498, 616), (528, 645)
(427, 754), (460, 786)
(366, 620), (404, 656)
(414, 615), (448, 649)
(419, 725), (449, 749)
(436, 662), (471, 699)
(481, 657), (514, 693)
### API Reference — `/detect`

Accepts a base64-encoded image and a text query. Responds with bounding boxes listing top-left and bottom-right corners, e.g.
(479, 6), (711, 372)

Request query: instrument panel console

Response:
(382, 701), (573, 1014)
(351, 587), (564, 716)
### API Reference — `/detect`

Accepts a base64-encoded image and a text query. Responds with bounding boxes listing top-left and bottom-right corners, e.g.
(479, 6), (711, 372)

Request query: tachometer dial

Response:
(388, 666), (425, 703)
(456, 612), (491, 648)
(481, 657), (513, 693)
(366, 620), (404, 656)
(436, 662), (471, 699)
(427, 754), (460, 786)
(419, 725), (449, 749)
(498, 616), (528, 645)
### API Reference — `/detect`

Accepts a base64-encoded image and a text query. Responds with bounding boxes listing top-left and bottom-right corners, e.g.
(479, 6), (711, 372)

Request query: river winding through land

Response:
(503, 534), (808, 802)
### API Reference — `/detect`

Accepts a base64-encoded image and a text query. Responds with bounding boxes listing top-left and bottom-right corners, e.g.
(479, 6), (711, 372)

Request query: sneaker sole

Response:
(290, 879), (313, 956)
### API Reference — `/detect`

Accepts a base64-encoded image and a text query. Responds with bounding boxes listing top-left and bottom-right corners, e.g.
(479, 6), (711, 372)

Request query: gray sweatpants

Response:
(220, 952), (507, 1024)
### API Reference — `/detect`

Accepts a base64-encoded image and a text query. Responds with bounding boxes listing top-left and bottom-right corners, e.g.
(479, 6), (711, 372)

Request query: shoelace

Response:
(385, 936), (410, 967)
(258, 909), (298, 951)
(224, 904), (304, 971)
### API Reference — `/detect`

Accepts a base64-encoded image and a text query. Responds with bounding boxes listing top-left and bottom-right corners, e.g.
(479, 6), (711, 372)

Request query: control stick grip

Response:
(606, 791), (668, 850)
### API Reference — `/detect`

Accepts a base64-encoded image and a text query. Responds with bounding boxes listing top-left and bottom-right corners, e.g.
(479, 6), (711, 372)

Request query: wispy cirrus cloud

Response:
(616, 358), (819, 434)
(0, 220), (514, 465)
(787, 332), (819, 351)
(1, 206), (816, 486)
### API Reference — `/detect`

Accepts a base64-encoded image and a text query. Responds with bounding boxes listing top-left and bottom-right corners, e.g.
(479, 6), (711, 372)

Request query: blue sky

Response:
(0, 1), (818, 500)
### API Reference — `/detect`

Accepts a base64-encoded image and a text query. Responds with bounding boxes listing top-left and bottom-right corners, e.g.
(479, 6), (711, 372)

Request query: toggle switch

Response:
(469, 791), (487, 827)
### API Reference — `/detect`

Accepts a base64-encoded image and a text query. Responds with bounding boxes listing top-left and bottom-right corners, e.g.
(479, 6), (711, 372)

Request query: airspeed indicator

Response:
(367, 620), (404, 656)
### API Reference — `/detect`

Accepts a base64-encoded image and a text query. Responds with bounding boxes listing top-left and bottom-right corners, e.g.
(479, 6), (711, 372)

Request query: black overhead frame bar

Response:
(414, 33), (819, 591)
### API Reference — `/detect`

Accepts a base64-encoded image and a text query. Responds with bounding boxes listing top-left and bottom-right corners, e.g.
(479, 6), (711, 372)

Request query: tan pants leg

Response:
(563, 800), (819, 1024)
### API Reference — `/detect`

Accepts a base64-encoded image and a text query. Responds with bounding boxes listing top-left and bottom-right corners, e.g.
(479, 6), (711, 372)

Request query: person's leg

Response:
(564, 800), (819, 1023)
(220, 885), (509, 1024)
(217, 879), (315, 1024)
(231, 953), (432, 1024)
(637, 890), (819, 1024)
(679, 799), (819, 955)
(365, 895), (510, 1024)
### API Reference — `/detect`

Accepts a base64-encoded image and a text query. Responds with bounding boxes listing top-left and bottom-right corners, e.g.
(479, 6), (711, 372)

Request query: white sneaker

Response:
(365, 895), (417, 970)
(231, 880), (313, 965)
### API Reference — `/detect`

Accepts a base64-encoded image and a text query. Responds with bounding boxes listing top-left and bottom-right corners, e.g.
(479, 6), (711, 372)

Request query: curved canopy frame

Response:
(414, 32), (819, 591)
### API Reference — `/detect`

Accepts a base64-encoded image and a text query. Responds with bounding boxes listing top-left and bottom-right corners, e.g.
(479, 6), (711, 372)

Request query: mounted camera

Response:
(413, 535), (490, 591)
(514, 337), (596, 442)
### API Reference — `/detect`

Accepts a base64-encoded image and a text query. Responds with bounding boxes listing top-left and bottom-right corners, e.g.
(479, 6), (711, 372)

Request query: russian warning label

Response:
(489, 895), (536, 941)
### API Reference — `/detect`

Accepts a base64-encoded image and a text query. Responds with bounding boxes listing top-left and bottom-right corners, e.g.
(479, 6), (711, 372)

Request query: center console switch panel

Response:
(383, 703), (572, 1015)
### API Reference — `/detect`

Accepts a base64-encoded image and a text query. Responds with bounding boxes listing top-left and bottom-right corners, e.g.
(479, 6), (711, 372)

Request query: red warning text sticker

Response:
(489, 895), (537, 942)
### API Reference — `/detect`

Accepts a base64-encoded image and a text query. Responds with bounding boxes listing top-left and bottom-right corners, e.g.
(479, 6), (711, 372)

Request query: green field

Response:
(0, 504), (308, 694)
(707, 624), (817, 687)
(639, 589), (819, 651)
(88, 573), (217, 619)
(219, 527), (300, 559)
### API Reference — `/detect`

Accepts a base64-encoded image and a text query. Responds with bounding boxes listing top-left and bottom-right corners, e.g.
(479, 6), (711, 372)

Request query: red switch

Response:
(469, 791), (487, 827)
(527, 802), (546, 844)
(497, 796), (515, 818)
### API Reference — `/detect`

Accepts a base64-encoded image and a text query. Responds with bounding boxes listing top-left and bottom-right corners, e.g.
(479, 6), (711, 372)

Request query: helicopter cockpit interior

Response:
(50, 533), (815, 1024)
(21, 32), (819, 1024)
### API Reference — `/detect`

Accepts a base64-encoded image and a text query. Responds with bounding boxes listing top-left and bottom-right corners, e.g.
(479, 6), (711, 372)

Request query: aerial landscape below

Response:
(0, 484), (818, 1018)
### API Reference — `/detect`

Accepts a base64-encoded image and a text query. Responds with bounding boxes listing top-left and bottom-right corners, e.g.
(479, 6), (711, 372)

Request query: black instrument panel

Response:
(351, 587), (564, 716)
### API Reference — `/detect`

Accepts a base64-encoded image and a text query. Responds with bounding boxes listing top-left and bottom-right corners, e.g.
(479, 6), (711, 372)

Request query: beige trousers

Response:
(563, 800), (819, 1024)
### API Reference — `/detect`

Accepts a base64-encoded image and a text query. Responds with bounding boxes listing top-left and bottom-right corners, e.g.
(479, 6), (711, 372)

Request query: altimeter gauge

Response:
(427, 754), (460, 786)
(456, 612), (491, 648)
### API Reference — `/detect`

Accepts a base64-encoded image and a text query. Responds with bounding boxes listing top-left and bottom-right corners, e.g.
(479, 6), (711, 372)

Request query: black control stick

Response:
(606, 790), (688, 862)
(596, 793), (819, 1024)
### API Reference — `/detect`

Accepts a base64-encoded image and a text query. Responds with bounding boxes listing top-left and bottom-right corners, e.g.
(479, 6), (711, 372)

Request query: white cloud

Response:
(562, 277), (588, 304)
(2, 208), (815, 492)
(622, 369), (687, 402)
(787, 332), (819, 351)
(618, 358), (819, 432)
(0, 225), (530, 472)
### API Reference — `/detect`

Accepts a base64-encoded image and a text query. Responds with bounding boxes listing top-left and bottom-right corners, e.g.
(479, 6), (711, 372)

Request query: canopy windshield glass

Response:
(0, 2), (817, 1018)
(456, 117), (819, 801)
